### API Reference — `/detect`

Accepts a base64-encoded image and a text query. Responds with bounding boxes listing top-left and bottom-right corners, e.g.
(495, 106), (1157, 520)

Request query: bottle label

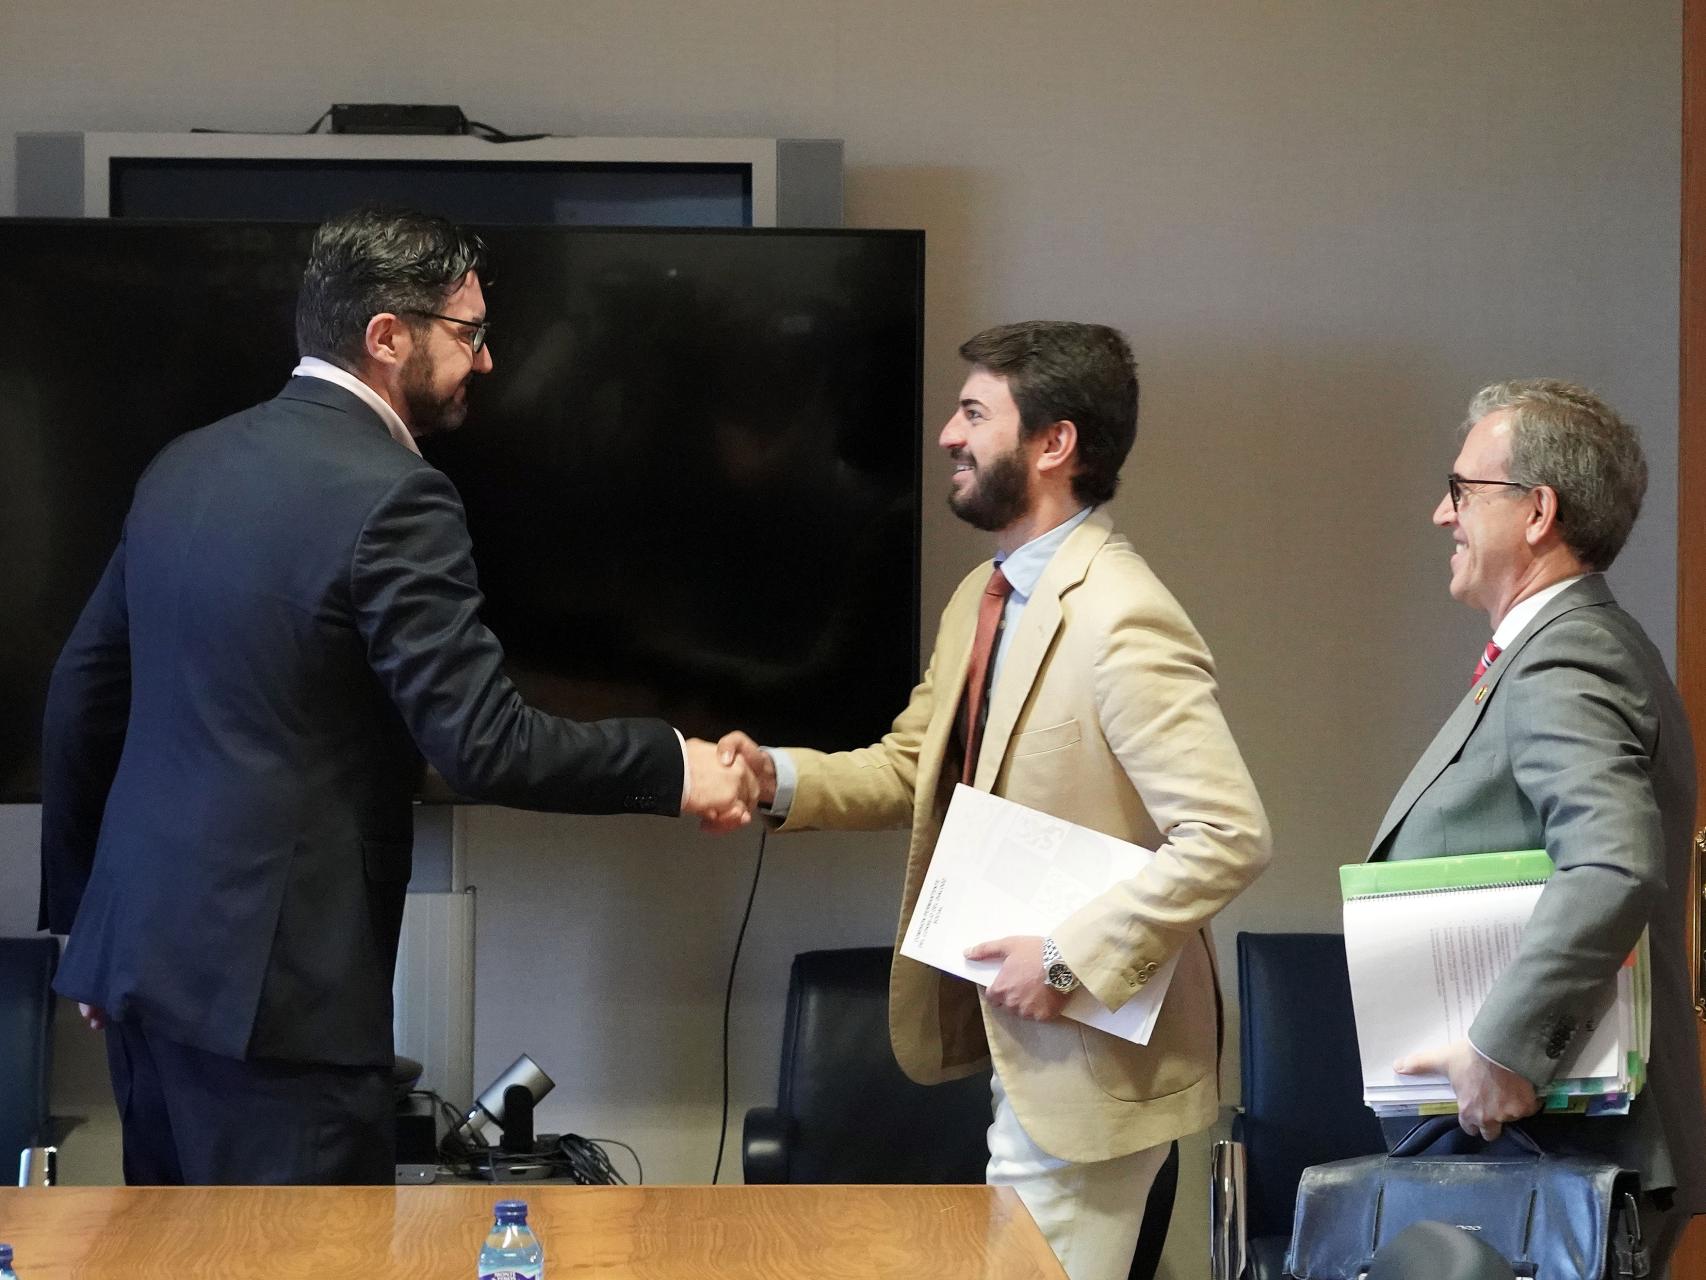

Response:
(478, 1271), (541, 1280)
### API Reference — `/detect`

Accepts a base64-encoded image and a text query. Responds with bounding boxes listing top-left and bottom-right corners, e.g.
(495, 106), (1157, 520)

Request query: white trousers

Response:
(986, 1071), (1172, 1280)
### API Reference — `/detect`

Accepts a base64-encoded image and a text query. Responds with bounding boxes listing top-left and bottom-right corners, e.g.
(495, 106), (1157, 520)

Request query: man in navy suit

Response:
(38, 207), (756, 1185)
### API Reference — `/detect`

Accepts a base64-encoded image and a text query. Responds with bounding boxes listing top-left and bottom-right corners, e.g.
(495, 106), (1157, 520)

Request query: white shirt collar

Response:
(291, 357), (420, 457)
(997, 506), (1094, 601)
(1492, 573), (1589, 649)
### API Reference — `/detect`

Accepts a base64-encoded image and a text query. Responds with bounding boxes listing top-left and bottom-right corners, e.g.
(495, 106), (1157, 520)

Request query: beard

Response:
(948, 445), (1031, 532)
(400, 347), (469, 437)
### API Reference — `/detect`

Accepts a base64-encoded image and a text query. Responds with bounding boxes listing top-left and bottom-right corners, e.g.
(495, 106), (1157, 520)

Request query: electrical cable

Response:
(711, 822), (767, 1184)
(583, 1140), (641, 1187)
(463, 118), (553, 143)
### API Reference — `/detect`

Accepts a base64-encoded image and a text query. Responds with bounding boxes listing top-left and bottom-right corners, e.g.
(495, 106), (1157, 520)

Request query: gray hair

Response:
(1464, 379), (1647, 571)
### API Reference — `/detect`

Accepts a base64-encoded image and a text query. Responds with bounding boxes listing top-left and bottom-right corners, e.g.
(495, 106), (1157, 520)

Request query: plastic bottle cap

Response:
(0, 1244), (11, 1265)
(494, 1200), (529, 1224)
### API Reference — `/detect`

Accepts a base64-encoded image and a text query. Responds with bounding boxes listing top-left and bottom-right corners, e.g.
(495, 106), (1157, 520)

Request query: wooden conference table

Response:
(0, 1183), (1066, 1278)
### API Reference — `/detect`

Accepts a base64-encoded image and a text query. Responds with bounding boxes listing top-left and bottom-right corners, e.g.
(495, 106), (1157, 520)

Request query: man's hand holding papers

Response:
(964, 935), (1069, 1022)
(1394, 1039), (1540, 1141)
(900, 785), (1180, 1045)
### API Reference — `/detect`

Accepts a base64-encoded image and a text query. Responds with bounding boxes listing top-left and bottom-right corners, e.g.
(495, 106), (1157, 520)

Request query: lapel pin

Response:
(1474, 685), (1489, 704)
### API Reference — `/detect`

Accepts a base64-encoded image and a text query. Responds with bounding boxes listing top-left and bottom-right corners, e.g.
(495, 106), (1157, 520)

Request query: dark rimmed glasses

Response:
(406, 310), (490, 354)
(1446, 473), (1531, 512)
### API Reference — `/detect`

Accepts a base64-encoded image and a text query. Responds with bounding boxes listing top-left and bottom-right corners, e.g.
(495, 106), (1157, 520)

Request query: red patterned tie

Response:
(961, 566), (1014, 784)
(1471, 640), (1501, 686)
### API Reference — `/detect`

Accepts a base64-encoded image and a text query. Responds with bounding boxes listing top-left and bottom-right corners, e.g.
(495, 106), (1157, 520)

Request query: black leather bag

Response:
(1285, 1117), (1648, 1280)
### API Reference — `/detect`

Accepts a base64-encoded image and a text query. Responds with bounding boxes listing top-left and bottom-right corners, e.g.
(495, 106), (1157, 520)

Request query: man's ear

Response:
(365, 312), (409, 368)
(1034, 419), (1078, 476)
(1524, 484), (1562, 548)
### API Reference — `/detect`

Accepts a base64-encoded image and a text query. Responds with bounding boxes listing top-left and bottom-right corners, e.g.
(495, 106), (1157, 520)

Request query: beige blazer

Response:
(781, 508), (1270, 1162)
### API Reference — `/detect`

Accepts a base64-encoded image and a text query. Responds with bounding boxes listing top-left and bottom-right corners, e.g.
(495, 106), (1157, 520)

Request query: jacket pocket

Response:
(362, 839), (413, 884)
(1011, 718), (1083, 757)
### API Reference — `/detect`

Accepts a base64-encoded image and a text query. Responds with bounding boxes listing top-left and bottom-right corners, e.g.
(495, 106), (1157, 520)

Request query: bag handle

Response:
(1389, 1115), (1544, 1157)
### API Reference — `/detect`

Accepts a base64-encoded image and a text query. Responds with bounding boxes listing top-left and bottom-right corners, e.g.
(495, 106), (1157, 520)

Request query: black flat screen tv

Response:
(0, 219), (923, 802)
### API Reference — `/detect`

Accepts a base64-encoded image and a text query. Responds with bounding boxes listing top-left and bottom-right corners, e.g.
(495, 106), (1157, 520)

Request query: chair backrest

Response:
(0, 937), (59, 1164)
(1236, 931), (1384, 1240)
(775, 946), (991, 1184)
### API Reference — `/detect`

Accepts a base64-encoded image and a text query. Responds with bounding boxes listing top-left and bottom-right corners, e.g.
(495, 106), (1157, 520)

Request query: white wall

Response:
(0, 1), (1680, 1272)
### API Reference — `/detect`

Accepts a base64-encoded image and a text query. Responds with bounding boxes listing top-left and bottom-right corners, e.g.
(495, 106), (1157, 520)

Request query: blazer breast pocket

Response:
(1427, 759), (1498, 810)
(1011, 718), (1083, 758)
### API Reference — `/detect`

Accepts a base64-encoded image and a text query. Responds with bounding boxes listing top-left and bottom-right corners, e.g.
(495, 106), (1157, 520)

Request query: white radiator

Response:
(393, 888), (476, 1107)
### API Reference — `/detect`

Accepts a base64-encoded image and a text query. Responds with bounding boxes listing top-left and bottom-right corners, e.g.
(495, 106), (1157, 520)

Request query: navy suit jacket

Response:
(39, 378), (682, 1066)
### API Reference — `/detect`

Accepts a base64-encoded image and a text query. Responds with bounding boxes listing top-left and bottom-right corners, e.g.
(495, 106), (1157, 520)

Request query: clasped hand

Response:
(682, 738), (761, 833)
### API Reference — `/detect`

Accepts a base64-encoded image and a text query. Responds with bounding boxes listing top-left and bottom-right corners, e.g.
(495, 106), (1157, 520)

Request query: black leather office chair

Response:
(744, 946), (991, 1184)
(743, 947), (1178, 1280)
(1235, 932), (1385, 1280)
(0, 937), (60, 1174)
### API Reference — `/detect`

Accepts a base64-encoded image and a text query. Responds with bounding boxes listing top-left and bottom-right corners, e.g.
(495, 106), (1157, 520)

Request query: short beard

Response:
(948, 446), (1031, 532)
(400, 346), (468, 437)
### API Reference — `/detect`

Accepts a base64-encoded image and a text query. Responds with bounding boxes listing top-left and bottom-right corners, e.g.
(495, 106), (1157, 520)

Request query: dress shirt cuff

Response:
(1467, 1035), (1523, 1079)
(766, 747), (798, 818)
(674, 729), (691, 809)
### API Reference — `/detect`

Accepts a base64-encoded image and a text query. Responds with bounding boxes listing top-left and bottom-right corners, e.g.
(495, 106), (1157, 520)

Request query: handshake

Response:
(681, 731), (780, 833)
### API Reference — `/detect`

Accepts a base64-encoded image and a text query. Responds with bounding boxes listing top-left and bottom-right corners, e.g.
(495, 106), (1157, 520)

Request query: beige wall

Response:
(0, 2), (1680, 1272)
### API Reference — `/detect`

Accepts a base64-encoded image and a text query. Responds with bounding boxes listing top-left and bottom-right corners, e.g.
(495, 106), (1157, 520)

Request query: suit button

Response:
(1140, 961), (1158, 976)
(1136, 972), (1149, 986)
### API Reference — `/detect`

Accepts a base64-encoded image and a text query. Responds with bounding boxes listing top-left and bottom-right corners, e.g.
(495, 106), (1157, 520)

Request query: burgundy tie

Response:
(961, 566), (1014, 784)
(1471, 640), (1502, 686)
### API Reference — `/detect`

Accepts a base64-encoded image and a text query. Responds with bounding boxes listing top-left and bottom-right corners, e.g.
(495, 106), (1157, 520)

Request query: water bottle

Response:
(477, 1200), (543, 1280)
(0, 1242), (17, 1279)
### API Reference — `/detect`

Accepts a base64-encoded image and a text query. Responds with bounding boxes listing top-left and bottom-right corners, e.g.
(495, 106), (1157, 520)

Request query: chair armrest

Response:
(1210, 1138), (1249, 1280)
(741, 1106), (792, 1184)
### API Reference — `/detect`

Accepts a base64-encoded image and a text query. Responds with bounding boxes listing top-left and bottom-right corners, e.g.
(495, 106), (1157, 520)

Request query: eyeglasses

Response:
(1446, 473), (1532, 512)
(405, 310), (490, 354)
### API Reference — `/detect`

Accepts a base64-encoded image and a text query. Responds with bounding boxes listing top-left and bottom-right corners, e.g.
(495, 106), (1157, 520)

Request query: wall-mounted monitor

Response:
(0, 219), (923, 802)
(16, 133), (843, 228)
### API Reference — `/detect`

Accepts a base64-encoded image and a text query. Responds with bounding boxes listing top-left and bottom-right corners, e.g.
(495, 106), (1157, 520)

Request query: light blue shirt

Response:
(768, 507), (1095, 816)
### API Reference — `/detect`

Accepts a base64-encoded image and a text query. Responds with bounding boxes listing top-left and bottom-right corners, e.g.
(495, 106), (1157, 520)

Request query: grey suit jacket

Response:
(1370, 574), (1705, 1208)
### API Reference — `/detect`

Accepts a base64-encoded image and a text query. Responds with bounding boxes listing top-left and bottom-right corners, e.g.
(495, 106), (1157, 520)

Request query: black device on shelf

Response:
(0, 218), (924, 802)
(329, 103), (470, 135)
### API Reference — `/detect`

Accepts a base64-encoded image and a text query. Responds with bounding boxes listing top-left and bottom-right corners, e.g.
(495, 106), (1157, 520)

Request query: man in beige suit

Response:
(721, 321), (1270, 1280)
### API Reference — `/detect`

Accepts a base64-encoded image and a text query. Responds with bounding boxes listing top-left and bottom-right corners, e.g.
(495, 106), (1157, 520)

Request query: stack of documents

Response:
(1340, 850), (1648, 1117)
(899, 785), (1175, 1046)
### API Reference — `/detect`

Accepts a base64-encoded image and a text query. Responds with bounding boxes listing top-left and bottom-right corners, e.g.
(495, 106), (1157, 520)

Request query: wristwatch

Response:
(1041, 937), (1080, 994)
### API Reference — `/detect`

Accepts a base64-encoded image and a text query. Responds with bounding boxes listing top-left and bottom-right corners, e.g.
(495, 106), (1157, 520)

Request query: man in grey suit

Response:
(1372, 380), (1705, 1268)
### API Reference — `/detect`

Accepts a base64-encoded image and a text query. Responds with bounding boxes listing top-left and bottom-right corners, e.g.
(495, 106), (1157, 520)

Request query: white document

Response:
(1344, 884), (1622, 1097)
(899, 784), (1177, 1046)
